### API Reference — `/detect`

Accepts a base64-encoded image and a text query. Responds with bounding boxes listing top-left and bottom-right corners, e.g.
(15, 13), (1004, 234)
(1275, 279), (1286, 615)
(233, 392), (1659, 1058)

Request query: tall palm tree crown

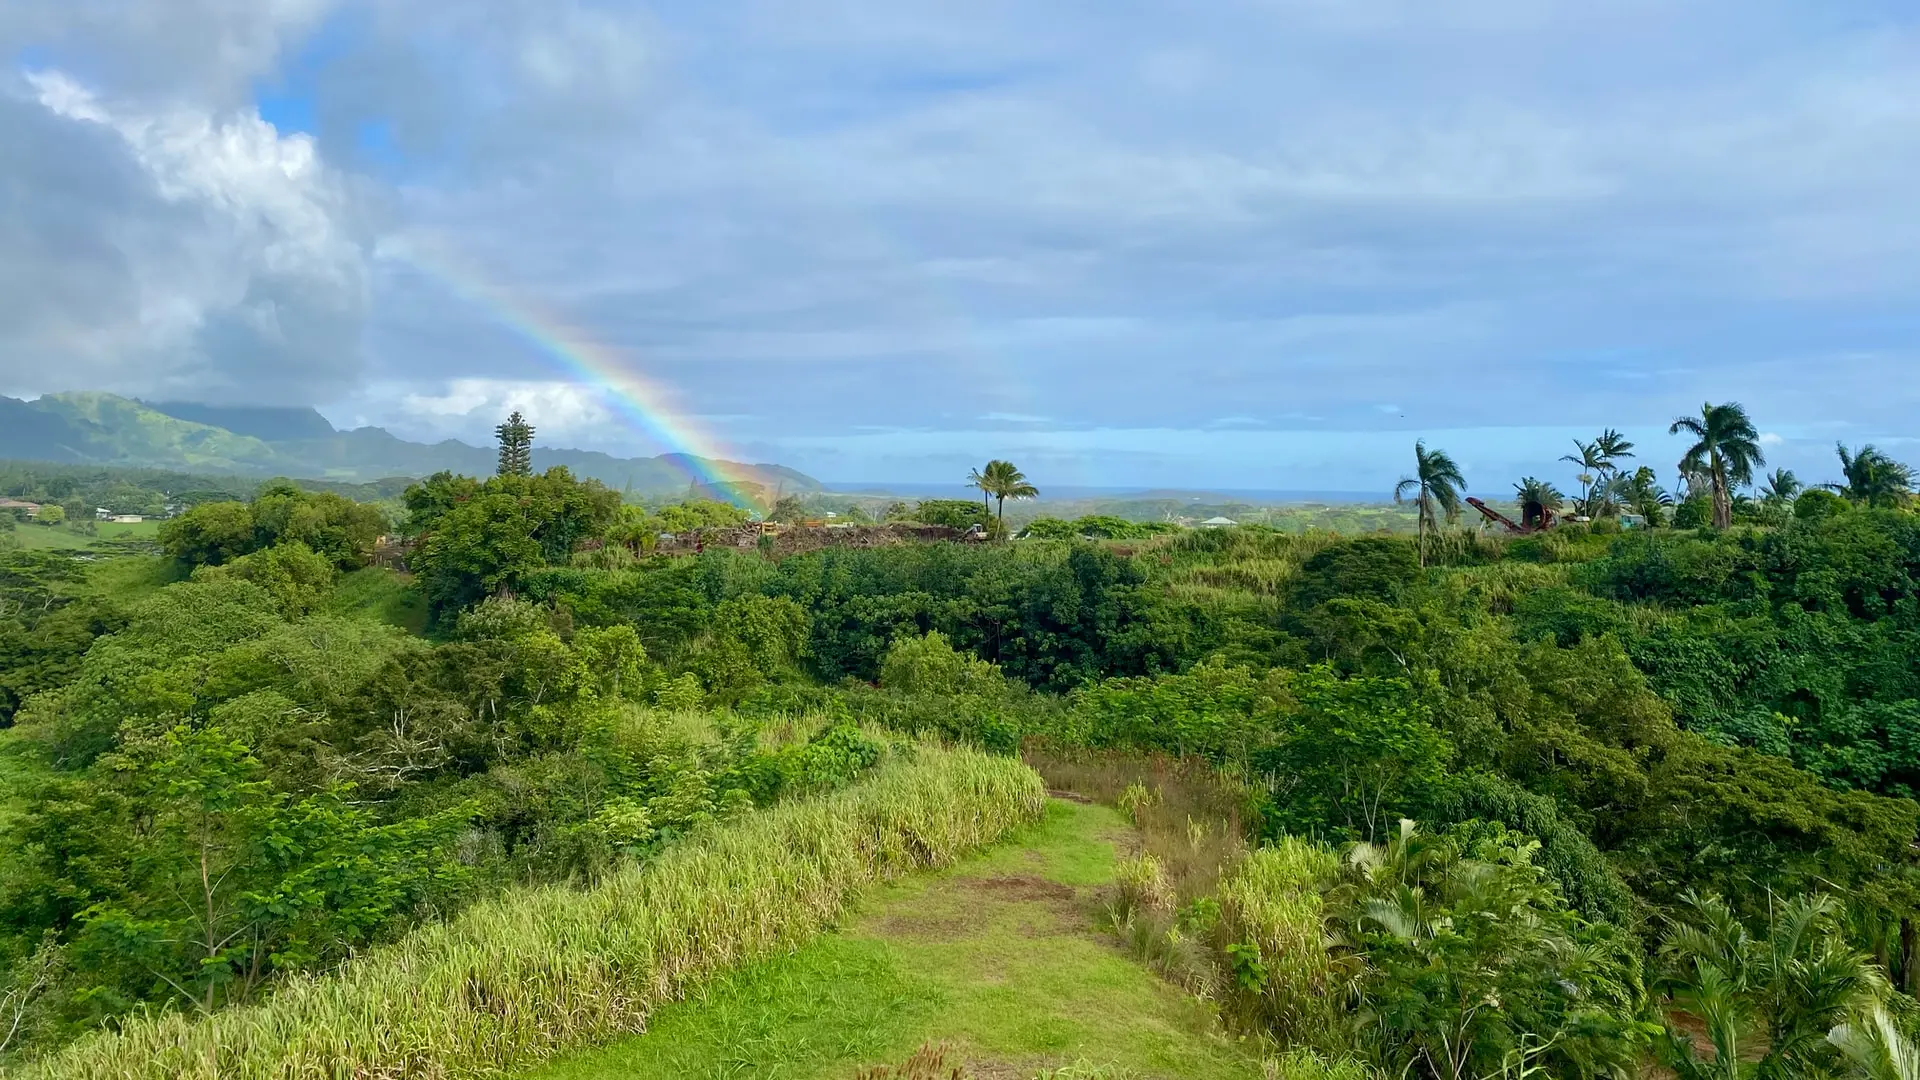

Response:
(977, 460), (1038, 522)
(1513, 477), (1563, 529)
(965, 466), (991, 509)
(1595, 428), (1637, 475)
(1394, 440), (1465, 567)
(1670, 402), (1764, 529)
(1561, 439), (1606, 514)
(1829, 444), (1915, 508)
(1761, 468), (1802, 503)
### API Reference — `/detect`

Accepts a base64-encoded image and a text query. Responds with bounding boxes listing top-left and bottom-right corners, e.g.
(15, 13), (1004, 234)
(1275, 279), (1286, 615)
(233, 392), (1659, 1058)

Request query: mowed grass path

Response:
(527, 799), (1259, 1080)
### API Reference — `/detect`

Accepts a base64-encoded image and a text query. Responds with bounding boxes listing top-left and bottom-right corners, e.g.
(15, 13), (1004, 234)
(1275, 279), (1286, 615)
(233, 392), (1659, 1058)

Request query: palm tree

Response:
(1831, 1008), (1920, 1080)
(1393, 440), (1466, 567)
(978, 459), (1038, 523)
(1596, 429), (1637, 476)
(1660, 892), (1887, 1080)
(1762, 468), (1803, 504)
(1513, 477), (1563, 530)
(1561, 440), (1606, 514)
(966, 466), (991, 510)
(1624, 466), (1673, 525)
(1670, 403), (1765, 529)
(1586, 472), (1635, 518)
(1828, 444), (1915, 508)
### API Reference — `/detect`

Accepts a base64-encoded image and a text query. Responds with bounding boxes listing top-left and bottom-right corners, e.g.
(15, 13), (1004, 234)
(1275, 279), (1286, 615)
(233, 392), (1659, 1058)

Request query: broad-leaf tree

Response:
(1669, 403), (1764, 529)
(1393, 440), (1465, 567)
(1337, 821), (1651, 1080)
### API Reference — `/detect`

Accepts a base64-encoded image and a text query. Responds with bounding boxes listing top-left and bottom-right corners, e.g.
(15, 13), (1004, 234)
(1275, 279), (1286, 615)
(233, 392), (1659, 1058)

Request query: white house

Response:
(1200, 516), (1238, 528)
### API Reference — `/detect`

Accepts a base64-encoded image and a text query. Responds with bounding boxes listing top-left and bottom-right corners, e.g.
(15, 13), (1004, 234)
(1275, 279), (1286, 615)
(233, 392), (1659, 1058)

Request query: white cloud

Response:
(374, 378), (619, 445)
(0, 70), (365, 404)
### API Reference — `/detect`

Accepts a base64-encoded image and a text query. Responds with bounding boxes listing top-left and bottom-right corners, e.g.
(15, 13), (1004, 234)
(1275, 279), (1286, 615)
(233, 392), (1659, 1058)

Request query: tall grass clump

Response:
(12, 747), (1045, 1080)
(1214, 838), (1348, 1045)
(1027, 749), (1253, 900)
(1430, 561), (1572, 616)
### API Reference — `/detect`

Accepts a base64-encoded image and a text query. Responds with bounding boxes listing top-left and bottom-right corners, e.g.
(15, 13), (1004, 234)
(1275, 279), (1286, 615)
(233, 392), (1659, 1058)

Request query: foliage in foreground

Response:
(8, 747), (1045, 1080)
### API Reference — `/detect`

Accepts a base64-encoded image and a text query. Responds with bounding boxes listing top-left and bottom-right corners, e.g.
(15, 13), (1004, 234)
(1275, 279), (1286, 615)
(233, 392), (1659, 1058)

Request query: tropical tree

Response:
(1762, 468), (1803, 504)
(1334, 821), (1650, 1080)
(966, 466), (991, 510)
(977, 460), (1038, 523)
(766, 494), (807, 523)
(1624, 466), (1673, 525)
(1514, 477), (1564, 529)
(495, 411), (535, 477)
(1596, 429), (1637, 476)
(1830, 1008), (1920, 1080)
(1585, 473), (1635, 519)
(1828, 444), (1915, 508)
(1393, 441), (1466, 567)
(1659, 891), (1887, 1080)
(1562, 440), (1606, 514)
(1669, 403), (1765, 529)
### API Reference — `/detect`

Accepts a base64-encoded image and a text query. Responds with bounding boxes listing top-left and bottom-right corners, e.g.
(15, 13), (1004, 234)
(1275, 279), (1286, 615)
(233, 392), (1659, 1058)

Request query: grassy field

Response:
(76, 554), (185, 602)
(527, 798), (1261, 1080)
(6, 520), (163, 551)
(327, 566), (430, 635)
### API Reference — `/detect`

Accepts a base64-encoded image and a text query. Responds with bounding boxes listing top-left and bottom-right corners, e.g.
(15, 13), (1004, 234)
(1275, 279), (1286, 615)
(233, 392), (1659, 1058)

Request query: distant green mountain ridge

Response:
(0, 393), (821, 497)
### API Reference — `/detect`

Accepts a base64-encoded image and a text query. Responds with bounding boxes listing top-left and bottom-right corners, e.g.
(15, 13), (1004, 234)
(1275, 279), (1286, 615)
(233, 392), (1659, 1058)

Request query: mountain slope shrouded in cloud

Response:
(139, 401), (340, 442)
(0, 393), (820, 496)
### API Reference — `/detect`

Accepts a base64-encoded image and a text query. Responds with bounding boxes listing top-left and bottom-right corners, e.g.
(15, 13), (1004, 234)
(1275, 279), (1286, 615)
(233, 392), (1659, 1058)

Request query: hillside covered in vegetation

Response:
(6, 440), (1920, 1079)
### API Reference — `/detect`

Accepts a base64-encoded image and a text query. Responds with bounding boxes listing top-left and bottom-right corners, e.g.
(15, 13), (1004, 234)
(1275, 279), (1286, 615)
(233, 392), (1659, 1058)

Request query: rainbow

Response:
(384, 238), (765, 507)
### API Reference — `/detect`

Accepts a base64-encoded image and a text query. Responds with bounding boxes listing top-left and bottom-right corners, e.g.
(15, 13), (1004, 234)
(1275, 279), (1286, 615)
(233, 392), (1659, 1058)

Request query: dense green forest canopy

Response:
(6, 447), (1920, 1077)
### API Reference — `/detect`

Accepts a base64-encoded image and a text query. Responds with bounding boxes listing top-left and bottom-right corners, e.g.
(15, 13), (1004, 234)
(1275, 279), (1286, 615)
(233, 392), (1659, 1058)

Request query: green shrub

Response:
(1795, 488), (1848, 521)
(880, 631), (1006, 698)
(1672, 496), (1712, 529)
(1423, 773), (1635, 926)
(907, 500), (991, 530)
(1287, 537), (1420, 611)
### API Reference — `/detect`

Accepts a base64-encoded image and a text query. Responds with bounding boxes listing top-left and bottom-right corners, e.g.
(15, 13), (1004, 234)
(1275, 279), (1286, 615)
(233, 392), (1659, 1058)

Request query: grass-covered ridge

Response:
(531, 797), (1260, 1080)
(10, 747), (1045, 1080)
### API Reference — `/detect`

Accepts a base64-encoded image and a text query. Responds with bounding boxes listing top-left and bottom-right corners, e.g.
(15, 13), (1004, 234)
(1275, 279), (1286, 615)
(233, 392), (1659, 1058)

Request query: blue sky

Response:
(3, 1), (1918, 492)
